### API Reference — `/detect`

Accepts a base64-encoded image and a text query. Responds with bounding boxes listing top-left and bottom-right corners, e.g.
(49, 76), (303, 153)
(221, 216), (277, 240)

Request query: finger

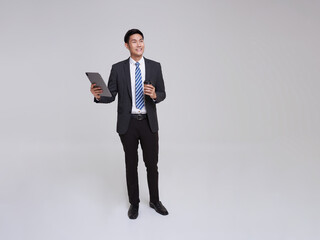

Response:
(91, 83), (96, 89)
(147, 88), (154, 92)
(144, 88), (153, 94)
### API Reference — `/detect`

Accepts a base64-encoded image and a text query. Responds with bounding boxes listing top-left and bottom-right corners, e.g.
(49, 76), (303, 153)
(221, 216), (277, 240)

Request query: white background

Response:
(1, 0), (319, 239)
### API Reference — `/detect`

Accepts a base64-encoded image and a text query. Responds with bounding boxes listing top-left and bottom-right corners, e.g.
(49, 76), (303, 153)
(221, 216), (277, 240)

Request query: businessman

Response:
(90, 29), (168, 219)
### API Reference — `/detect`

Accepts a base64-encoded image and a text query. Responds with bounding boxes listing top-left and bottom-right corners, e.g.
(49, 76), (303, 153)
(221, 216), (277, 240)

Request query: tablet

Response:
(85, 72), (112, 97)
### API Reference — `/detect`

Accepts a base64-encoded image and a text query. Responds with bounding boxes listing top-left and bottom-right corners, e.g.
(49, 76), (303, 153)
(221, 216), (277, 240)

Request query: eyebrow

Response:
(131, 38), (143, 42)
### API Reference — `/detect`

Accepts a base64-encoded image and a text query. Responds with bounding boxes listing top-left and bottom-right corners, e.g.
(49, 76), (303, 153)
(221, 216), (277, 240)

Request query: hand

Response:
(90, 83), (103, 99)
(144, 84), (157, 99)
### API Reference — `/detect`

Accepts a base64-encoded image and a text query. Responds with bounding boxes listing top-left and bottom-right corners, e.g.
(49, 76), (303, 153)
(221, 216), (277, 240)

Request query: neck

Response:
(131, 55), (143, 62)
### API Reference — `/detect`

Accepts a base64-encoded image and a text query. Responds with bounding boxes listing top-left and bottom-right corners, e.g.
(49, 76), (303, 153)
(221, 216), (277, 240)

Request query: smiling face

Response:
(125, 33), (145, 60)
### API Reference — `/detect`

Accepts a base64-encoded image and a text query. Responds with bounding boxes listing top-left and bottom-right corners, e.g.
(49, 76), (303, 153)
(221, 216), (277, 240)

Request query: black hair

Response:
(124, 29), (144, 43)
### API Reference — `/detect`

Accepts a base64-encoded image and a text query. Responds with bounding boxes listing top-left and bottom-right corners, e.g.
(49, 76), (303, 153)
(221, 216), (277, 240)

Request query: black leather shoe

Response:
(128, 204), (139, 219)
(149, 201), (169, 215)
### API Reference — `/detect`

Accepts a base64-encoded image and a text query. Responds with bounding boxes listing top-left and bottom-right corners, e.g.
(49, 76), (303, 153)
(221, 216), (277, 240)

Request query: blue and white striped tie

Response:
(135, 62), (144, 110)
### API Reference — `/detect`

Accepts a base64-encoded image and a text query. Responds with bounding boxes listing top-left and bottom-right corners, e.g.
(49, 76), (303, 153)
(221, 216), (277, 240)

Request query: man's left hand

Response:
(144, 84), (157, 99)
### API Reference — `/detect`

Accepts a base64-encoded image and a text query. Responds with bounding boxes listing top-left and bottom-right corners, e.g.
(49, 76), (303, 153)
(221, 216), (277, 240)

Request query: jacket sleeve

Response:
(154, 63), (166, 104)
(94, 66), (118, 103)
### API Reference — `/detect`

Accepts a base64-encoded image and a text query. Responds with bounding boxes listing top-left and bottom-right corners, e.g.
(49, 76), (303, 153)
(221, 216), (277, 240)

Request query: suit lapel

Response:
(144, 57), (149, 82)
(123, 58), (132, 99)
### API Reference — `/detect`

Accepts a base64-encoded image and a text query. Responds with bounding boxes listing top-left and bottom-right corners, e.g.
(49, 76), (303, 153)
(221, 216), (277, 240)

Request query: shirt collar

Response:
(130, 56), (145, 66)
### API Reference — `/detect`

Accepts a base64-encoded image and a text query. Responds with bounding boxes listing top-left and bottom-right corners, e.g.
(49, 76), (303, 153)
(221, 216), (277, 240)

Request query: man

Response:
(90, 29), (168, 219)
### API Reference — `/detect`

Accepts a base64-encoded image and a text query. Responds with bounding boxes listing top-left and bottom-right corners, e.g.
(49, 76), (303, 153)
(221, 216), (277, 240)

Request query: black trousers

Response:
(119, 117), (159, 205)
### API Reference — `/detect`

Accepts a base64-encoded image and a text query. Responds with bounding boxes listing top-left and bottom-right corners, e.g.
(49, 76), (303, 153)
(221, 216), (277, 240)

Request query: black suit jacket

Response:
(95, 57), (166, 134)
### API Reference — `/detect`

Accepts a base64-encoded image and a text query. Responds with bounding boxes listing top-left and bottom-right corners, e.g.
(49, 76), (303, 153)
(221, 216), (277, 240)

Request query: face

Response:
(125, 33), (145, 58)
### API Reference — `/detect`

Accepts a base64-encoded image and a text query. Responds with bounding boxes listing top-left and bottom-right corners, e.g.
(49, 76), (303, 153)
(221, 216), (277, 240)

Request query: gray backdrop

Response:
(1, 0), (319, 239)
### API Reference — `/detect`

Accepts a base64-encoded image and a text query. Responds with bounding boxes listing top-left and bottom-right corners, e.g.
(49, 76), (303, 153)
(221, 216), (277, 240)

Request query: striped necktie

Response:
(135, 62), (144, 110)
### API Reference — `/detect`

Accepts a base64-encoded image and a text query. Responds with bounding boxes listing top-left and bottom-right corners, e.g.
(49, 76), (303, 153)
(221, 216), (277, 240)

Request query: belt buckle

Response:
(137, 114), (143, 120)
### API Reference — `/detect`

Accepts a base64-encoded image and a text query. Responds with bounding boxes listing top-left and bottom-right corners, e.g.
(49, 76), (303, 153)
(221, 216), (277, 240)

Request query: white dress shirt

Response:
(130, 57), (147, 114)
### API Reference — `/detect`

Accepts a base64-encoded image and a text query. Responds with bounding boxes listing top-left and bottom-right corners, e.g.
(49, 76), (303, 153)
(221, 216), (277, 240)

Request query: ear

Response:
(125, 43), (129, 50)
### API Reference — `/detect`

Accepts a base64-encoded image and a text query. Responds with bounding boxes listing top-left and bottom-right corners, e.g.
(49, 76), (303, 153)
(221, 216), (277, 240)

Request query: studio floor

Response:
(1, 138), (319, 240)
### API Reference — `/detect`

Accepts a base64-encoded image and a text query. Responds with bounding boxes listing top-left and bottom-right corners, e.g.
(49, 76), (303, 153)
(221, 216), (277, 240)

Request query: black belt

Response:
(131, 114), (147, 120)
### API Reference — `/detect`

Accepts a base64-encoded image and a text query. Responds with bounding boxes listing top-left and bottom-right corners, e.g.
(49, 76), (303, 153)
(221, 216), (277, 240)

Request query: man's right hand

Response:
(90, 83), (103, 100)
